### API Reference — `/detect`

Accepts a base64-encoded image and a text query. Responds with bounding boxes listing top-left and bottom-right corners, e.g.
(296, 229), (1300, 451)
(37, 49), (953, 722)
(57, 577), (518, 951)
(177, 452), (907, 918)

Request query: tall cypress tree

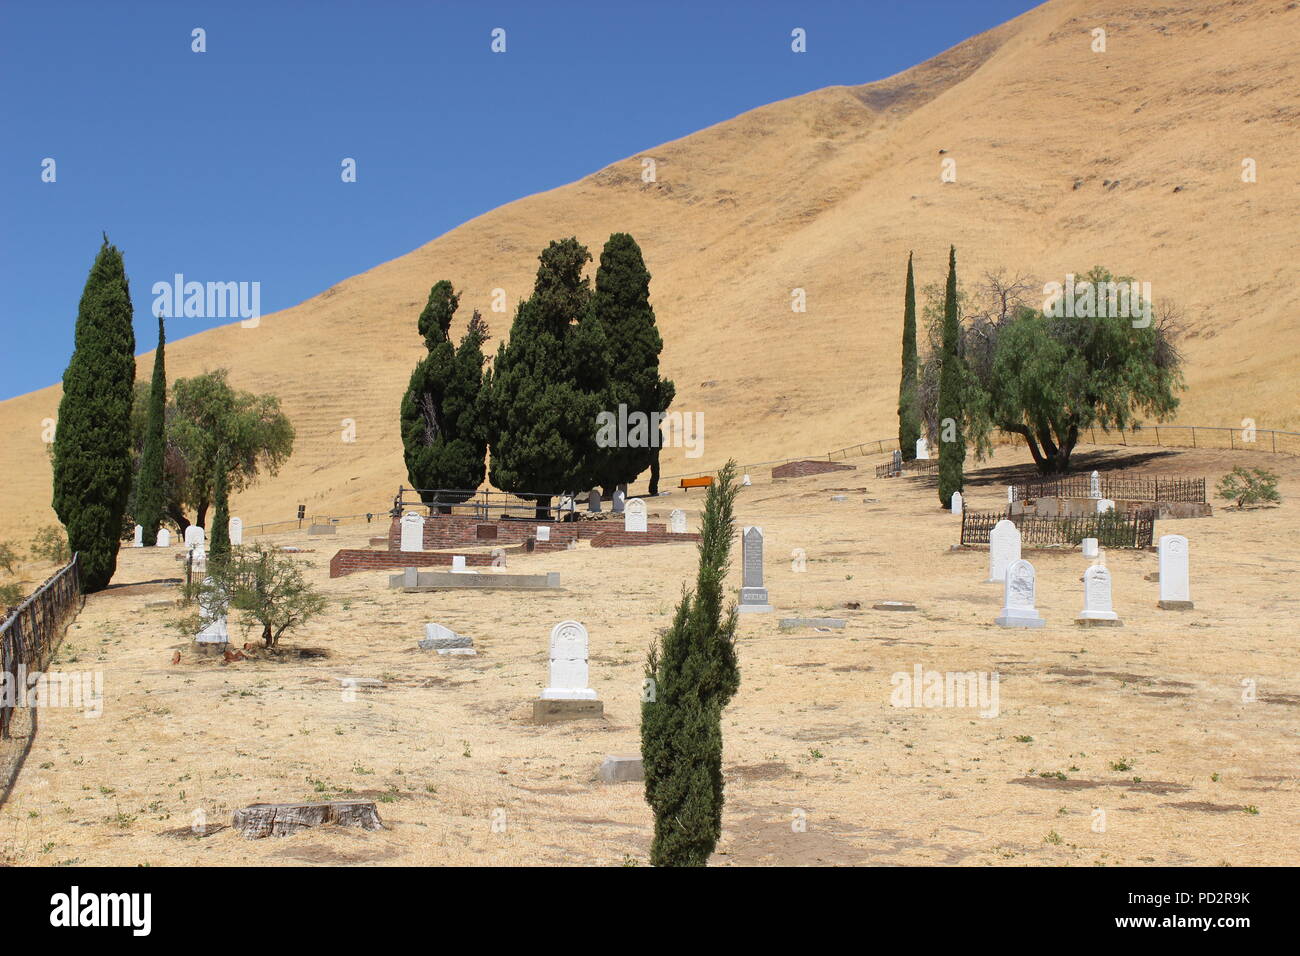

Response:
(400, 281), (489, 508)
(487, 238), (602, 515)
(208, 448), (231, 563)
(588, 233), (675, 497)
(937, 245), (965, 508)
(136, 315), (167, 545)
(897, 252), (921, 462)
(641, 461), (742, 867)
(52, 235), (137, 592)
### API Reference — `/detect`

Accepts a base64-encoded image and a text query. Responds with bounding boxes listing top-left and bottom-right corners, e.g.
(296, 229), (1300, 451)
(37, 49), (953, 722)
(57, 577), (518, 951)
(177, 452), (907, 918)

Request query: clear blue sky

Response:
(0, 0), (1041, 400)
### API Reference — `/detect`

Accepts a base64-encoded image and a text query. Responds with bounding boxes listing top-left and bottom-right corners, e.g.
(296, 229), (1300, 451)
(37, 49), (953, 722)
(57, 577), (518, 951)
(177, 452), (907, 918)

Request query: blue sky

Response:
(0, 0), (1041, 400)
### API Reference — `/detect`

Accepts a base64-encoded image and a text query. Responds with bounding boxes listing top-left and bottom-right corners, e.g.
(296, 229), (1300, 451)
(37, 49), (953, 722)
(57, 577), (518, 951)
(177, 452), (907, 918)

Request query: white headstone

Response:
(987, 519), (1021, 582)
(950, 491), (963, 515)
(1078, 565), (1120, 623)
(133, 524), (143, 547)
(1007, 485), (1014, 504)
(229, 517), (243, 546)
(1090, 470), (1101, 498)
(738, 526), (773, 613)
(1081, 537), (1099, 558)
(536, 525), (551, 542)
(451, 555), (467, 573)
(400, 512), (424, 552)
(540, 620), (597, 700)
(191, 544), (207, 574)
(588, 488), (603, 513)
(996, 559), (1045, 628)
(1097, 498), (1115, 514)
(195, 613), (228, 644)
(668, 509), (687, 533)
(624, 499), (647, 532)
(915, 436), (930, 460)
(558, 495), (574, 516)
(742, 474), (752, 486)
(612, 488), (626, 514)
(1158, 534), (1192, 608)
(195, 578), (227, 644)
(156, 528), (171, 547)
(184, 525), (205, 548)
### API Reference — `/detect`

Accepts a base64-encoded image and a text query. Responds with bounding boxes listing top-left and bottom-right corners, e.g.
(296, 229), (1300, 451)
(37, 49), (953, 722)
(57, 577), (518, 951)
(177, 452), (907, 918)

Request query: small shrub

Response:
(1216, 467), (1280, 509)
(0, 541), (20, 575)
(0, 581), (25, 609)
(175, 544), (326, 646)
(29, 526), (71, 564)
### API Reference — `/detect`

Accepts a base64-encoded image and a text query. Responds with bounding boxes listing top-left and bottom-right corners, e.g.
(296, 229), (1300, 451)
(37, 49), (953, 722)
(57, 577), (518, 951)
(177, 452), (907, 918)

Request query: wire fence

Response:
(961, 510), (1156, 549)
(1010, 475), (1206, 503)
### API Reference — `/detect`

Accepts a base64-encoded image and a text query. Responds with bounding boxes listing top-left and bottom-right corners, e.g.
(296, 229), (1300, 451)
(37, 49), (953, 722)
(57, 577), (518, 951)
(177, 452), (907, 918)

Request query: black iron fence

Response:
(1, 554), (84, 741)
(1010, 475), (1205, 503)
(392, 486), (576, 521)
(960, 510), (1155, 549)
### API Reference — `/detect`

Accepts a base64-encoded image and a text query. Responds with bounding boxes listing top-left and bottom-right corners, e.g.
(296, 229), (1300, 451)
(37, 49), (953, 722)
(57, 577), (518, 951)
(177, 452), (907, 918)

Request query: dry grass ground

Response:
(1, 443), (1295, 866)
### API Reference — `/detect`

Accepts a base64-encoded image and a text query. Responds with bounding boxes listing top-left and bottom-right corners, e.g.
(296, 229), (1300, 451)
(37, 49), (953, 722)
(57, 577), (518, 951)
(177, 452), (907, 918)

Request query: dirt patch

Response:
(1162, 801), (1250, 814)
(1012, 776), (1192, 795)
(729, 762), (792, 781)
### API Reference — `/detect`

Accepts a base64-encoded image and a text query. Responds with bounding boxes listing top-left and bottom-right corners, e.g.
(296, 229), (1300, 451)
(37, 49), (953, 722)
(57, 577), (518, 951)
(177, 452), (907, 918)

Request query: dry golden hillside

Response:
(2, 0), (1297, 544)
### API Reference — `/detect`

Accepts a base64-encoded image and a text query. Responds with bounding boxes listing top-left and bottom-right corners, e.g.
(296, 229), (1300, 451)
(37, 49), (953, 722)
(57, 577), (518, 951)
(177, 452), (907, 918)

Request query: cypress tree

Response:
(589, 233), (675, 497)
(937, 245), (965, 508)
(136, 316), (167, 545)
(209, 448), (231, 563)
(52, 235), (137, 592)
(487, 238), (602, 515)
(400, 281), (489, 509)
(641, 461), (742, 867)
(897, 252), (921, 462)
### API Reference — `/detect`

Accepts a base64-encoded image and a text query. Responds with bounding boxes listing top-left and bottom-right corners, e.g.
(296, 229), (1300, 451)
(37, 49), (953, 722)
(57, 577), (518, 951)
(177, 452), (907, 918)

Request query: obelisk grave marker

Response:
(738, 526), (773, 613)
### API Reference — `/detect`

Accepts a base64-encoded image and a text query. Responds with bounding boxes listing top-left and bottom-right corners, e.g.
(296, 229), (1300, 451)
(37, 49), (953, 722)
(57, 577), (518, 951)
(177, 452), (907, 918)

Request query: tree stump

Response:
(232, 801), (383, 839)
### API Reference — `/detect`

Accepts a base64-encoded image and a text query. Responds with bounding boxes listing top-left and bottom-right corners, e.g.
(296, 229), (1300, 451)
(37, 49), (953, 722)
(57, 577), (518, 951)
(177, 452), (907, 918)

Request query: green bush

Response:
(0, 541), (20, 576)
(30, 526), (71, 564)
(176, 545), (326, 647)
(0, 581), (25, 609)
(1216, 467), (1280, 509)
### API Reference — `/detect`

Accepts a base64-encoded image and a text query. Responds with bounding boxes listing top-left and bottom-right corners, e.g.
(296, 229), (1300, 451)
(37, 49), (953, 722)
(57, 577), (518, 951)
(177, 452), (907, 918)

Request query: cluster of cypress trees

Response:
(51, 237), (138, 592)
(897, 247), (964, 508)
(400, 233), (674, 510)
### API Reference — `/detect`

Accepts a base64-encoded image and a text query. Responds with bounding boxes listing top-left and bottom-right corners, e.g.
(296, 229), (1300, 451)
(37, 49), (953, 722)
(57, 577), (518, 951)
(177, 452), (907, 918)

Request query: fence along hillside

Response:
(1, 551), (83, 751)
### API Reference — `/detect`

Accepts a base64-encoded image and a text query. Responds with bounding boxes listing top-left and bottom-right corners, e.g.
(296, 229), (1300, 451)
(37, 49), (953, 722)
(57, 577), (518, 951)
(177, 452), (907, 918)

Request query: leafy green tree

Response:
(400, 281), (490, 510)
(588, 233), (675, 496)
(898, 252), (921, 462)
(487, 238), (604, 515)
(135, 316), (168, 545)
(1216, 466), (1280, 509)
(641, 461), (742, 867)
(928, 266), (1184, 475)
(51, 236), (137, 591)
(168, 370), (295, 530)
(936, 246), (965, 508)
